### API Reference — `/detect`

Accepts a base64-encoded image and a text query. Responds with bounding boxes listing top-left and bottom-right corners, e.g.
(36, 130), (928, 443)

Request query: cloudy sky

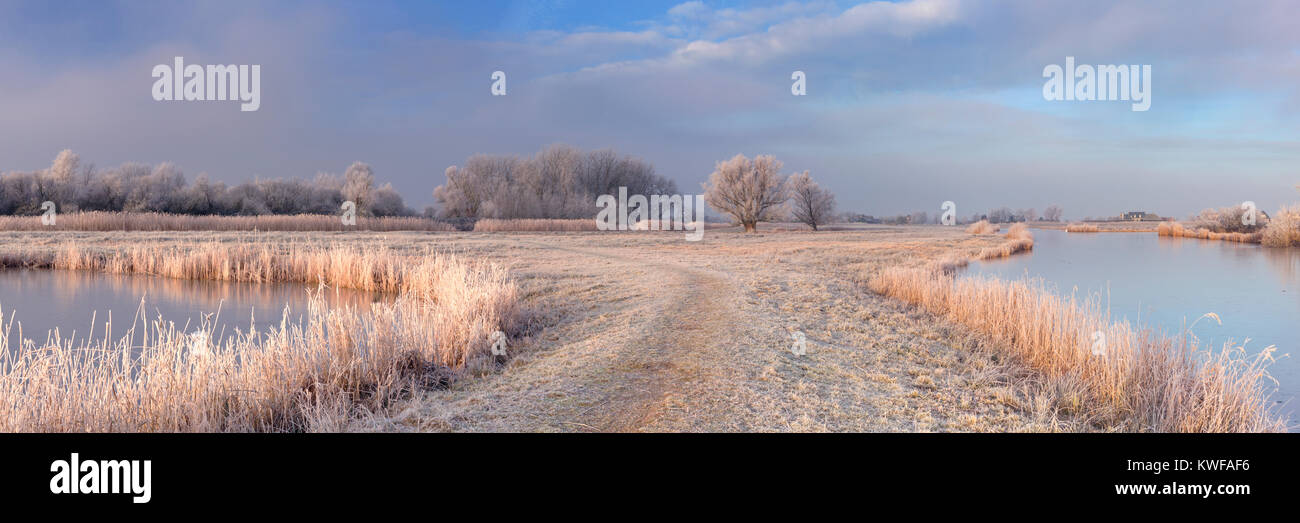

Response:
(2, 0), (1298, 218)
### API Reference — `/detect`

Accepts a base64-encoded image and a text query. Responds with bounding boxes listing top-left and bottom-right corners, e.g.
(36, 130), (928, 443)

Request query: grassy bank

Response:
(0, 243), (521, 432)
(869, 266), (1283, 432)
(1156, 201), (1300, 247)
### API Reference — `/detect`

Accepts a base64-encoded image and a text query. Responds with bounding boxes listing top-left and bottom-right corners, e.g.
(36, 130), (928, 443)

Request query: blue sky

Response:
(1, 0), (1298, 218)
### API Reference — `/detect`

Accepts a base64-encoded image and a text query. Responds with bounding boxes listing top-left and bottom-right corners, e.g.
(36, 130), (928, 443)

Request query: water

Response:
(963, 228), (1300, 418)
(0, 269), (385, 351)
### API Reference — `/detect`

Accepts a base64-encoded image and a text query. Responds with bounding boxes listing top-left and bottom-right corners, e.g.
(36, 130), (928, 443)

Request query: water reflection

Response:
(0, 269), (385, 351)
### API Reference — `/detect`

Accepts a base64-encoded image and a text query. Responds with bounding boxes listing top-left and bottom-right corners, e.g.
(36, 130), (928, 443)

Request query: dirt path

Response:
(363, 230), (1065, 432)
(368, 241), (745, 431)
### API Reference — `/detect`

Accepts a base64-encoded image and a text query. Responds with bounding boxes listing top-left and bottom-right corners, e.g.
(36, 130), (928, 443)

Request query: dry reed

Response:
(472, 218), (598, 232)
(1157, 221), (1262, 244)
(974, 223), (1034, 260)
(1261, 206), (1300, 247)
(869, 268), (1283, 432)
(0, 243), (521, 432)
(1065, 223), (1100, 233)
(965, 220), (999, 235)
(0, 212), (456, 232)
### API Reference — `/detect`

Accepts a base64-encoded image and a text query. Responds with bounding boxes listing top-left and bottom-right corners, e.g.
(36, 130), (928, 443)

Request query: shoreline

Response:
(0, 226), (1286, 432)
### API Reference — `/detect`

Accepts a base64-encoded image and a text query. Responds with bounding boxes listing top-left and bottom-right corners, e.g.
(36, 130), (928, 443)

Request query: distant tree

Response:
(369, 183), (412, 216)
(343, 162), (376, 215)
(431, 145), (674, 220)
(703, 154), (789, 232)
(1043, 204), (1064, 222)
(988, 207), (1014, 224)
(125, 163), (185, 212)
(1, 151), (413, 217)
(910, 210), (929, 225)
(1019, 208), (1038, 222)
(42, 149), (80, 207)
(786, 171), (836, 231)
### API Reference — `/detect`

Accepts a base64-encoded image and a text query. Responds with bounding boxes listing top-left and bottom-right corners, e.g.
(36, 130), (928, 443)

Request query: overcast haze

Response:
(1, 0), (1298, 219)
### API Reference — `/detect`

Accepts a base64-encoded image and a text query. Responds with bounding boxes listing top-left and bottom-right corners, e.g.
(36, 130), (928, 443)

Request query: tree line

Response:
(0, 150), (413, 217)
(842, 205), (1065, 225)
(432, 145), (678, 219)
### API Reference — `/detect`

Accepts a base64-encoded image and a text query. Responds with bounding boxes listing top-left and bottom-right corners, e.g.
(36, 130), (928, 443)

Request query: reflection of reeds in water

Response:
(45, 268), (379, 315)
(5, 269), (384, 350)
(869, 267), (1284, 432)
(975, 223), (1034, 260)
(0, 244), (520, 432)
(0, 212), (457, 232)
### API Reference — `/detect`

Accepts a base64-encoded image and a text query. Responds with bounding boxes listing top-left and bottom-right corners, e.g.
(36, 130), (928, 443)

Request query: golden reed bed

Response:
(472, 218), (598, 232)
(1157, 222), (1261, 244)
(0, 243), (520, 432)
(870, 223), (1283, 432)
(0, 211), (457, 232)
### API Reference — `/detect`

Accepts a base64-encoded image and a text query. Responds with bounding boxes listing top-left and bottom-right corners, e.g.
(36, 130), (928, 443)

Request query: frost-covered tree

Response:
(342, 162), (375, 215)
(703, 154), (789, 232)
(787, 170), (836, 230)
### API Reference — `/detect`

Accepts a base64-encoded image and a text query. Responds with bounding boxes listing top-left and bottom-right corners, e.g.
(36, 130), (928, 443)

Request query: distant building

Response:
(1121, 211), (1160, 221)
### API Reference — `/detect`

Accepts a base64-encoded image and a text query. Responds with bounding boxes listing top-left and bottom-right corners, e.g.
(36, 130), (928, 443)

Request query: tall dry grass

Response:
(974, 223), (1034, 260)
(1065, 223), (1100, 233)
(1157, 221), (1262, 244)
(0, 243), (521, 432)
(1261, 206), (1300, 247)
(869, 269), (1283, 432)
(472, 218), (597, 232)
(0, 212), (456, 232)
(965, 220), (999, 235)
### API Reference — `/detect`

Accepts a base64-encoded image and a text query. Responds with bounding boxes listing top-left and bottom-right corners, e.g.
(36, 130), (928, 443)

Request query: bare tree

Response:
(703, 154), (789, 232)
(1043, 204), (1064, 222)
(787, 170), (836, 230)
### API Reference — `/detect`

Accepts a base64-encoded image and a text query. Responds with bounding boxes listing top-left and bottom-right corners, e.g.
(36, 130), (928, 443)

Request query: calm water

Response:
(963, 228), (1300, 418)
(0, 269), (384, 351)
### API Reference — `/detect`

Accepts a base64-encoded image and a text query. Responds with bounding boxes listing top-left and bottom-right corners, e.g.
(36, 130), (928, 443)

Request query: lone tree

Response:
(787, 170), (836, 230)
(703, 154), (789, 232)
